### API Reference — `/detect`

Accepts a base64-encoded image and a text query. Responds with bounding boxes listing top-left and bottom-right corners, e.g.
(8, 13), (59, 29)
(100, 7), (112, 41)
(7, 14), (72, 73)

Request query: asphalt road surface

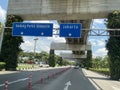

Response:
(36, 67), (96, 90)
(0, 67), (66, 90)
(1, 67), (120, 90)
(33, 67), (120, 90)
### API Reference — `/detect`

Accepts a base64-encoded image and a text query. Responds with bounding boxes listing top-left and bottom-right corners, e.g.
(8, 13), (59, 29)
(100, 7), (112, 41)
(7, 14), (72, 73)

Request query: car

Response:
(39, 62), (49, 68)
(74, 66), (79, 69)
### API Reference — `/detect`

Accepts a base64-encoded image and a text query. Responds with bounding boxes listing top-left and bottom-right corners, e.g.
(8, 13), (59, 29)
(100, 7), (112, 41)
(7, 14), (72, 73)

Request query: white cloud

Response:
(39, 45), (50, 52)
(35, 43), (50, 53)
(28, 20), (51, 23)
(37, 40), (50, 53)
(24, 41), (34, 47)
(89, 39), (105, 47)
(20, 40), (34, 52)
(89, 39), (96, 46)
(20, 36), (51, 53)
(91, 25), (95, 29)
(97, 40), (105, 46)
(0, 6), (6, 22)
(47, 36), (66, 43)
(93, 48), (108, 57)
(94, 19), (104, 24)
(92, 19), (106, 29)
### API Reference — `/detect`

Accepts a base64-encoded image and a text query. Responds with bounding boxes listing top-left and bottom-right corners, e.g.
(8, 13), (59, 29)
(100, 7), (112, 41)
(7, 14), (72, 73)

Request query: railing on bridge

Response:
(83, 29), (120, 36)
(54, 28), (120, 36)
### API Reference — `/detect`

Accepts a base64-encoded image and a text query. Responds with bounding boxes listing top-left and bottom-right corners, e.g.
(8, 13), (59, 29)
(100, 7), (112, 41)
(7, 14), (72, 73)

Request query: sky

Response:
(0, 0), (108, 57)
(0, 0), (8, 22)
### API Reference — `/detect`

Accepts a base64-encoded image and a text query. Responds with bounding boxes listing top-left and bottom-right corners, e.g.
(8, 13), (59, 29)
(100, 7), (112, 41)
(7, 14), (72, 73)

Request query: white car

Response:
(74, 66), (79, 69)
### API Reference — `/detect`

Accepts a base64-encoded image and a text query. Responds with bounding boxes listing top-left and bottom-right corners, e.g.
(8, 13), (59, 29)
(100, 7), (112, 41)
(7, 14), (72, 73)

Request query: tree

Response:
(87, 50), (92, 69)
(0, 15), (23, 70)
(83, 50), (92, 69)
(102, 56), (109, 68)
(18, 52), (34, 63)
(57, 57), (63, 66)
(48, 50), (55, 67)
(92, 57), (103, 69)
(0, 22), (2, 49)
(106, 10), (120, 80)
(0, 22), (2, 34)
(39, 51), (49, 63)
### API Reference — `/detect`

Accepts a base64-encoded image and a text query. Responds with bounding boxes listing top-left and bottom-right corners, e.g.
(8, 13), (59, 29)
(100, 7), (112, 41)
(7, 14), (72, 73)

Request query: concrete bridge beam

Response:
(50, 42), (91, 51)
(60, 53), (86, 59)
(8, 0), (120, 20)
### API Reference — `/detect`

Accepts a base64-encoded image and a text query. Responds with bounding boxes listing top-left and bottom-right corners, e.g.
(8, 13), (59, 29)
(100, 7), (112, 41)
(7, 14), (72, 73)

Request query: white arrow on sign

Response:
(41, 32), (44, 35)
(21, 32), (24, 35)
(68, 33), (72, 36)
(64, 81), (71, 90)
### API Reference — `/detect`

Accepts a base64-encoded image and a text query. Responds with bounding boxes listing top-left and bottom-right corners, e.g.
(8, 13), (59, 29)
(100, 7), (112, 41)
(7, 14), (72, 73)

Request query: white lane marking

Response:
(88, 79), (101, 90)
(0, 78), (28, 87)
(64, 81), (71, 90)
(0, 84), (4, 87)
(112, 86), (120, 90)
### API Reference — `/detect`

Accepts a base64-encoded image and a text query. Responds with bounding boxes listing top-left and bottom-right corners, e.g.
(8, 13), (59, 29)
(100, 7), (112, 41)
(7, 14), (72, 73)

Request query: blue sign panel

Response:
(12, 22), (53, 37)
(60, 23), (82, 38)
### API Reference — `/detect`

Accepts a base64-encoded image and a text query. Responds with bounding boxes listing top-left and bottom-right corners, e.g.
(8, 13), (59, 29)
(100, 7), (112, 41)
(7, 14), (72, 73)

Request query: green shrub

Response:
(90, 68), (110, 76)
(0, 62), (6, 70)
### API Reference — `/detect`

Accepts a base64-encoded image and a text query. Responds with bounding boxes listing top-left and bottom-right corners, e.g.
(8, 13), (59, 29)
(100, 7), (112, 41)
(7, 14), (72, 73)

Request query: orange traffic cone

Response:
(4, 80), (8, 90)
(28, 75), (32, 90)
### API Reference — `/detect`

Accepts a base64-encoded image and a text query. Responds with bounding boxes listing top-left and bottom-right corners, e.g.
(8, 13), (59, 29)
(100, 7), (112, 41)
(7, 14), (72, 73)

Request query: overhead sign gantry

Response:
(12, 22), (82, 38)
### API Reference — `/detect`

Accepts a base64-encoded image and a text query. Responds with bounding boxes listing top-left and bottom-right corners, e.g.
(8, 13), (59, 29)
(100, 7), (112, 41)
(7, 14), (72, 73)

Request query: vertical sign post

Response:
(0, 24), (5, 53)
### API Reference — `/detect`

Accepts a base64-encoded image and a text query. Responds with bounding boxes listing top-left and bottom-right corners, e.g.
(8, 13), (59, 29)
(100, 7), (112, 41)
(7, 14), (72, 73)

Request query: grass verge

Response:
(89, 68), (110, 76)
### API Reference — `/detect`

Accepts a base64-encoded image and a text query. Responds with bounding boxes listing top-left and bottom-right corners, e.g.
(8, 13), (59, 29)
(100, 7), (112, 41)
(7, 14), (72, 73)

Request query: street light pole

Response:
(0, 24), (5, 53)
(33, 38), (38, 67)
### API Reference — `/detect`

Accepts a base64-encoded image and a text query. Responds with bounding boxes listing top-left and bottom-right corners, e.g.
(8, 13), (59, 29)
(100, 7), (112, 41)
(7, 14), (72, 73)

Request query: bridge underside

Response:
(7, 0), (119, 20)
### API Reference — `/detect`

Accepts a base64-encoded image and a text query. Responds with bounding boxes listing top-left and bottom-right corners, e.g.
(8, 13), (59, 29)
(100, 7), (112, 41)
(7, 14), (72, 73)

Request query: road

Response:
(1, 67), (120, 90)
(37, 67), (96, 90)
(33, 67), (120, 90)
(0, 67), (67, 90)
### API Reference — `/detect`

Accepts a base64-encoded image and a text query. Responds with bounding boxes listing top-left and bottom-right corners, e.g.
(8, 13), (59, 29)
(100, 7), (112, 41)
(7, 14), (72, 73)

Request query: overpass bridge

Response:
(7, 0), (120, 20)
(7, 0), (120, 61)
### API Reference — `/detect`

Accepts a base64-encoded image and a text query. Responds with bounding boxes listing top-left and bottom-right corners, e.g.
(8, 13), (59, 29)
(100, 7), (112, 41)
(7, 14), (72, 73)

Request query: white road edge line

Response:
(0, 78), (28, 87)
(82, 69), (102, 90)
(88, 79), (101, 90)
